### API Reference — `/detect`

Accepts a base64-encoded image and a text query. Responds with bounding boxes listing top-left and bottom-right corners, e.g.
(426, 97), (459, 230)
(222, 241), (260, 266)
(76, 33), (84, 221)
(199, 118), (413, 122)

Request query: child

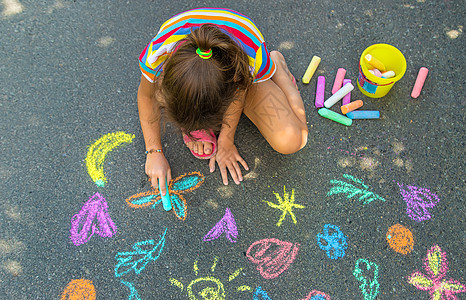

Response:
(137, 8), (308, 195)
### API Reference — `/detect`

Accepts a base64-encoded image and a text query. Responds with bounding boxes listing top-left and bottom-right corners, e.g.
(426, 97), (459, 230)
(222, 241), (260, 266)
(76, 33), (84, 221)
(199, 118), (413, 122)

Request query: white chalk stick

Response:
(324, 83), (354, 108)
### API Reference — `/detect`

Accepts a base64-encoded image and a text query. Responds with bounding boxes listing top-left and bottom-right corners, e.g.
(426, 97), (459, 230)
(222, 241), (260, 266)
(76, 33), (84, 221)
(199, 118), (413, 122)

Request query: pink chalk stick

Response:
(342, 79), (352, 105)
(315, 76), (325, 108)
(332, 68), (346, 94)
(372, 69), (382, 77)
(411, 67), (429, 98)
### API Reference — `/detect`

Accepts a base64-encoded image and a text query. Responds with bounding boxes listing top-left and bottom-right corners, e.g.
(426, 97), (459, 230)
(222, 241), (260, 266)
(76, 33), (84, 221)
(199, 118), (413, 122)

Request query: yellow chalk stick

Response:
(302, 56), (321, 84)
(364, 54), (386, 72)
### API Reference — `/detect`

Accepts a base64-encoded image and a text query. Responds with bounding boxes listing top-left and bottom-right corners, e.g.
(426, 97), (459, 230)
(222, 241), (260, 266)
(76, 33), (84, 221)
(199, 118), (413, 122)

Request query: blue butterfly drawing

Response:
(125, 171), (205, 220)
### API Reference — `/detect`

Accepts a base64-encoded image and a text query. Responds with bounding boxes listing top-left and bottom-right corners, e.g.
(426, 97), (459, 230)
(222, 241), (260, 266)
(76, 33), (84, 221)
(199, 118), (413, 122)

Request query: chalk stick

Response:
(346, 110), (380, 119)
(159, 179), (172, 211)
(411, 67), (429, 98)
(315, 76), (325, 108)
(365, 54), (386, 72)
(302, 56), (321, 84)
(341, 100), (363, 115)
(381, 70), (396, 78)
(342, 79), (352, 105)
(318, 108), (352, 126)
(324, 82), (354, 108)
(372, 68), (382, 77)
(332, 68), (347, 94)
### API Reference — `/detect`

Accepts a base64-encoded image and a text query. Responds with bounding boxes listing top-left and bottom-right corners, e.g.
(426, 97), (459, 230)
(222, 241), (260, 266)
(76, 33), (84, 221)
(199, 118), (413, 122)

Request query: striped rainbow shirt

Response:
(139, 8), (276, 83)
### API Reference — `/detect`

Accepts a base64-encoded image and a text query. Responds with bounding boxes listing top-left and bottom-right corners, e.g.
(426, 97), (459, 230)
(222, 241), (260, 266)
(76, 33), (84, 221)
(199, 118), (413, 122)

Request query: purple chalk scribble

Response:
(203, 208), (238, 243)
(397, 183), (440, 222)
(70, 192), (117, 246)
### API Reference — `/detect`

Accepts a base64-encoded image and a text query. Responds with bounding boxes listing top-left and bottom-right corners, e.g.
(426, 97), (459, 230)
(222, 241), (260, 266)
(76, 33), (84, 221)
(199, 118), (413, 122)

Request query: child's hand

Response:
(209, 138), (249, 185)
(145, 153), (172, 195)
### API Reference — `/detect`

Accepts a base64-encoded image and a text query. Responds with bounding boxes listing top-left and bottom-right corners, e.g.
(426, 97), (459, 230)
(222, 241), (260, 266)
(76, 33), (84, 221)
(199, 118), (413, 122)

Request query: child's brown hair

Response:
(155, 24), (253, 137)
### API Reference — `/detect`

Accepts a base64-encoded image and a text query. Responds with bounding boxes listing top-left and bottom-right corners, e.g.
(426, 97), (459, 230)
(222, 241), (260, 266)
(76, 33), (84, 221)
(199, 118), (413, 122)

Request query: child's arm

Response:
(137, 75), (172, 195)
(209, 96), (249, 185)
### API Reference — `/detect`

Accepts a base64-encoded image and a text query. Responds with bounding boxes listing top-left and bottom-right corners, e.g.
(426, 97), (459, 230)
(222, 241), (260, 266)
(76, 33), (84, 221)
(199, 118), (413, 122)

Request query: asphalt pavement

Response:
(0, 0), (464, 299)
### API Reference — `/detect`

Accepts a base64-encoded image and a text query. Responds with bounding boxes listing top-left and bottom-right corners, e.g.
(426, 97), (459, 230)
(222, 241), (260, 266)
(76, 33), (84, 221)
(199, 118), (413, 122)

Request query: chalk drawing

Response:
(246, 238), (300, 279)
(85, 131), (135, 187)
(203, 208), (238, 243)
(396, 182), (440, 222)
(61, 279), (96, 300)
(69, 192), (117, 246)
(114, 228), (167, 277)
(316, 224), (348, 259)
(353, 258), (380, 300)
(386, 224), (414, 255)
(170, 256), (251, 300)
(408, 244), (465, 299)
(327, 174), (385, 205)
(253, 286), (272, 300)
(126, 172), (205, 221)
(300, 290), (331, 300)
(120, 280), (142, 300)
(263, 186), (305, 226)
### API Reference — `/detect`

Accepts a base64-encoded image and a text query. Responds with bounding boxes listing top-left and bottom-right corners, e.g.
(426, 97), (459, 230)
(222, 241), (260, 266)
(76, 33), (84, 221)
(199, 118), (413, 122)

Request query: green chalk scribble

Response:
(353, 258), (380, 300)
(327, 174), (385, 205)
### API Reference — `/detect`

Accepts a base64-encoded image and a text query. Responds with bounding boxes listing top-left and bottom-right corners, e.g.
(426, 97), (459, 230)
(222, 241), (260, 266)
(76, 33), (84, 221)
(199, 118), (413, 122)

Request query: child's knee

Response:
(271, 126), (308, 154)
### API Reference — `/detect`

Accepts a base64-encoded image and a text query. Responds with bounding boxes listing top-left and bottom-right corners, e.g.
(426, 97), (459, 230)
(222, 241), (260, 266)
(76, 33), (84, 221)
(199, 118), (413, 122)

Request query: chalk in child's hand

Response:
(341, 100), (363, 115)
(365, 54), (386, 72)
(159, 179), (172, 211)
(411, 67), (429, 98)
(346, 110), (380, 119)
(332, 68), (346, 94)
(324, 82), (354, 108)
(381, 70), (395, 78)
(318, 108), (352, 126)
(315, 76), (325, 108)
(302, 56), (321, 84)
(342, 79), (352, 105)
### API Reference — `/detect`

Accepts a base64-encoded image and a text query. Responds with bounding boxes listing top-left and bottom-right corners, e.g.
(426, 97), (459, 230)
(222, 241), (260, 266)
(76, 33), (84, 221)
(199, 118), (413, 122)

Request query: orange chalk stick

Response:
(411, 67), (429, 98)
(341, 100), (363, 114)
(365, 54), (386, 72)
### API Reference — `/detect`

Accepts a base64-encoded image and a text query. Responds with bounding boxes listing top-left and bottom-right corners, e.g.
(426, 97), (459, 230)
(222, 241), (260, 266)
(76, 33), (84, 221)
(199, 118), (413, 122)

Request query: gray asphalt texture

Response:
(1, 1), (464, 299)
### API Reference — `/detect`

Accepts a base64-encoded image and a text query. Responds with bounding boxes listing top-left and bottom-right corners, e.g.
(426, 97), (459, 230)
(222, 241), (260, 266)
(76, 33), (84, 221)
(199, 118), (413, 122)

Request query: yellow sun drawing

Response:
(264, 185), (305, 226)
(170, 256), (251, 300)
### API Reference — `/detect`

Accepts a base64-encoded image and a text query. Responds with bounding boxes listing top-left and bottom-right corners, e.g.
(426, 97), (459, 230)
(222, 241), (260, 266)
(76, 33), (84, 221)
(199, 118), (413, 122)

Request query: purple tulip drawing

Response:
(397, 183), (440, 222)
(203, 208), (238, 243)
(70, 192), (117, 246)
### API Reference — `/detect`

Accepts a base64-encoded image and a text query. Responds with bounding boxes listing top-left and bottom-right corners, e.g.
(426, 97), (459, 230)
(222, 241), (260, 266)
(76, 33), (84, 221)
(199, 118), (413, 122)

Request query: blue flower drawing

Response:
(316, 224), (348, 259)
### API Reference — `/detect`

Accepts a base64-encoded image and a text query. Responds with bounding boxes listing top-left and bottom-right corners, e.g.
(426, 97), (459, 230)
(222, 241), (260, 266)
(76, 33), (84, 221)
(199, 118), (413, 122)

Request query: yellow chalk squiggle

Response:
(86, 131), (135, 187)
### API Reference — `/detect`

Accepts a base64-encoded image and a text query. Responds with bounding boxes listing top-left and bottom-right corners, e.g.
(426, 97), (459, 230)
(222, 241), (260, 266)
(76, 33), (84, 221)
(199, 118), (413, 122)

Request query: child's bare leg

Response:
(243, 51), (308, 154)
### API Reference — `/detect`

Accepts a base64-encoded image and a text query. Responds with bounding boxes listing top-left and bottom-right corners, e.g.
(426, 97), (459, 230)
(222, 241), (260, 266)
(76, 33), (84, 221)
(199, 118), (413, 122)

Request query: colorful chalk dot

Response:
(386, 224), (414, 255)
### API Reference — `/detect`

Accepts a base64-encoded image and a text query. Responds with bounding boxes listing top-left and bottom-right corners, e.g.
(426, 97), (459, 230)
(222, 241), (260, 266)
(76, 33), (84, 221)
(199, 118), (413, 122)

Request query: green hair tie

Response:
(196, 48), (212, 59)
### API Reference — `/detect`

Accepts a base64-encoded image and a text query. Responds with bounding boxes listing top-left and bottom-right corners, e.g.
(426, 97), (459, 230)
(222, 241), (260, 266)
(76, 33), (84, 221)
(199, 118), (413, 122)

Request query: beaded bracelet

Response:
(145, 148), (163, 155)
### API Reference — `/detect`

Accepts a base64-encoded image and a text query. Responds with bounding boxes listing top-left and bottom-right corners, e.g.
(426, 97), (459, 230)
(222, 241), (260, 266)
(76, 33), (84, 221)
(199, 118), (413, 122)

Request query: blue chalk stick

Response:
(346, 110), (380, 119)
(159, 179), (172, 211)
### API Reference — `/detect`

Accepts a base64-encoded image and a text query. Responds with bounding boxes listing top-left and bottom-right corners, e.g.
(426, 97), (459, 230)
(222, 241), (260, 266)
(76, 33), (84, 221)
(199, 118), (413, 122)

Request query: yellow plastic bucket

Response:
(357, 44), (407, 98)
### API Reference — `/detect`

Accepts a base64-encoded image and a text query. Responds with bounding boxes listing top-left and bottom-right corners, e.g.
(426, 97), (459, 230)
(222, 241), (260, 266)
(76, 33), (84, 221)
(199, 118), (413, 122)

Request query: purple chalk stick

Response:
(203, 208), (238, 243)
(342, 79), (352, 105)
(315, 76), (325, 108)
(70, 192), (117, 246)
(397, 183), (440, 222)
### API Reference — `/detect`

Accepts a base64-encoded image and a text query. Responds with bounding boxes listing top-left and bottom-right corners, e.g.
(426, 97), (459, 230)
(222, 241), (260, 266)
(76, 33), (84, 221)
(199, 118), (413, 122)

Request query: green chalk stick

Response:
(318, 108), (352, 126)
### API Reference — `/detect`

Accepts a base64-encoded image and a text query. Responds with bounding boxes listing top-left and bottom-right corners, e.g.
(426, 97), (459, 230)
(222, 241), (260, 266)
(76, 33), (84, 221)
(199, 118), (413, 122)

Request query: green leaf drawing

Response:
(327, 174), (385, 205)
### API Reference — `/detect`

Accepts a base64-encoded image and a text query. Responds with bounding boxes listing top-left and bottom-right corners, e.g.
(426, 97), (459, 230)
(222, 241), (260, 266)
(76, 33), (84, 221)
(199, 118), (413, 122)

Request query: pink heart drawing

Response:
(70, 192), (117, 246)
(203, 208), (238, 243)
(246, 238), (300, 279)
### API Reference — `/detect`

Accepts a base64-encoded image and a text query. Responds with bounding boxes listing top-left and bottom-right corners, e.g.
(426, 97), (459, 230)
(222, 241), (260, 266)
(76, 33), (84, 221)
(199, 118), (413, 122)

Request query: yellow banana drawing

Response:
(86, 131), (135, 187)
